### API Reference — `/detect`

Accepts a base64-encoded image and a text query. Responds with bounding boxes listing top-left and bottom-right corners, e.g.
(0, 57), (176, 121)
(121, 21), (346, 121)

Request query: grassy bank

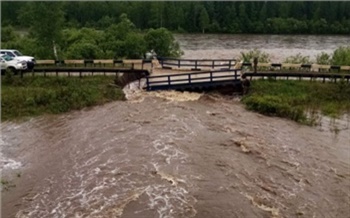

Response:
(242, 79), (350, 124)
(1, 75), (125, 121)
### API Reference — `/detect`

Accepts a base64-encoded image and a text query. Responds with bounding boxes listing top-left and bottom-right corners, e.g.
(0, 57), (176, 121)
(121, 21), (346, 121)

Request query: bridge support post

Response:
(146, 77), (149, 90)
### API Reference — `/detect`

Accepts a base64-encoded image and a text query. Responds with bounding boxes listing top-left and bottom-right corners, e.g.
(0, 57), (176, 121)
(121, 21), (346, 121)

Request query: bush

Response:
(240, 49), (270, 63)
(284, 53), (311, 64)
(144, 27), (183, 57)
(65, 42), (104, 59)
(331, 46), (350, 66)
(316, 52), (331, 65)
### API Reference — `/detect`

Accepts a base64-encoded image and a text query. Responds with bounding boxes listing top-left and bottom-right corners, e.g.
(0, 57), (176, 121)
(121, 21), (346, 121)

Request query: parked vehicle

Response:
(0, 49), (35, 70)
(0, 54), (27, 74)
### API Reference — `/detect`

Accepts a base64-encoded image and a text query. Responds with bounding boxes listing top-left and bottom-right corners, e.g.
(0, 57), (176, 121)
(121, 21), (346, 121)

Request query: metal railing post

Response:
(146, 77), (150, 90)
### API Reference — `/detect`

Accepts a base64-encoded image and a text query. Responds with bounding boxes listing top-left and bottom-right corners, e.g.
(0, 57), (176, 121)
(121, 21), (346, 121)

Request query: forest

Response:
(1, 1), (350, 60)
(2, 1), (350, 34)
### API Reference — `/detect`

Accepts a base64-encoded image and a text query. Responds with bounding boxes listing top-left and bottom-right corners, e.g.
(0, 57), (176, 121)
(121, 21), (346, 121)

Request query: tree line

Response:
(1, 2), (350, 60)
(2, 1), (350, 34)
(1, 2), (182, 60)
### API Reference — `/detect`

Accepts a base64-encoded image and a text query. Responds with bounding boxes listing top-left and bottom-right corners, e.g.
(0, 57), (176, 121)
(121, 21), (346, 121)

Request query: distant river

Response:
(175, 34), (350, 62)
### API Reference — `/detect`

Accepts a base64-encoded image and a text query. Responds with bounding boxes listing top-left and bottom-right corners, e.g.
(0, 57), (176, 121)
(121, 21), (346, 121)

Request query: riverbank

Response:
(1, 75), (126, 121)
(242, 79), (350, 124)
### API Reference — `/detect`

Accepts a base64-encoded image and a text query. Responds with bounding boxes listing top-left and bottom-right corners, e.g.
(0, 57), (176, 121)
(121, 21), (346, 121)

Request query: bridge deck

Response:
(146, 69), (241, 91)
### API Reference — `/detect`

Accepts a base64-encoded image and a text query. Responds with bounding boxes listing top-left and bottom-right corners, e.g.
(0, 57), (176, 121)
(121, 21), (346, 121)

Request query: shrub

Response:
(284, 53), (311, 64)
(144, 27), (183, 57)
(240, 49), (270, 63)
(331, 46), (350, 66)
(316, 52), (331, 65)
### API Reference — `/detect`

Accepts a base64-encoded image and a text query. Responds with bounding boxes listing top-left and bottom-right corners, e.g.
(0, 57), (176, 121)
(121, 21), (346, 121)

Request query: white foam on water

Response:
(145, 184), (197, 218)
(151, 90), (203, 102)
(123, 79), (147, 102)
(13, 104), (199, 218)
(0, 157), (22, 171)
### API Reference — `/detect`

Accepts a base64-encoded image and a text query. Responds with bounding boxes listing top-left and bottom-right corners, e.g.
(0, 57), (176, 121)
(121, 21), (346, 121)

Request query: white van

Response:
(0, 49), (35, 70)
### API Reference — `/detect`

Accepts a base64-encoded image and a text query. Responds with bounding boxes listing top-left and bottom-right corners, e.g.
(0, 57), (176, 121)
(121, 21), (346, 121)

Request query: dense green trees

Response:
(2, 1), (349, 34)
(1, 2), (349, 60)
(1, 4), (182, 59)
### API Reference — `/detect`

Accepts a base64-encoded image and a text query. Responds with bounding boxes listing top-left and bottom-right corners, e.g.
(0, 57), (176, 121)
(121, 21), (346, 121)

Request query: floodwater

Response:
(1, 34), (350, 218)
(175, 34), (350, 62)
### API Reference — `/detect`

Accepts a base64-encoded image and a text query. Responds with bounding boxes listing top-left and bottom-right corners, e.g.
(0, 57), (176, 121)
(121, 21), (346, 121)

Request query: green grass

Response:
(1, 75), (126, 121)
(242, 79), (350, 124)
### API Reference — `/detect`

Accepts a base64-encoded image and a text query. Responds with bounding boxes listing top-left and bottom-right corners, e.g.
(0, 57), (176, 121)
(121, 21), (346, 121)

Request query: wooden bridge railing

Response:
(243, 72), (350, 83)
(158, 57), (237, 70)
(34, 58), (350, 73)
(19, 67), (149, 78)
(146, 69), (240, 90)
(242, 62), (350, 73)
(35, 59), (154, 69)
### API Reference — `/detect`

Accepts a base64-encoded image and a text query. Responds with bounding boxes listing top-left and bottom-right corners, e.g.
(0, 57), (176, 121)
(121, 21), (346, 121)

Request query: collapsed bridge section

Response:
(145, 69), (242, 91)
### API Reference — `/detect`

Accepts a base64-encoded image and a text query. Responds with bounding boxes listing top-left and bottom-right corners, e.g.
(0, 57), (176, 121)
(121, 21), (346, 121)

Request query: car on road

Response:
(0, 49), (35, 70)
(0, 54), (28, 74)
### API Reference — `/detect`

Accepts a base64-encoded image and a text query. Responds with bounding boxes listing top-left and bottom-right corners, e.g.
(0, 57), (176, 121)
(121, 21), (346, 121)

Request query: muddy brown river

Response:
(175, 34), (350, 62)
(1, 34), (350, 218)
